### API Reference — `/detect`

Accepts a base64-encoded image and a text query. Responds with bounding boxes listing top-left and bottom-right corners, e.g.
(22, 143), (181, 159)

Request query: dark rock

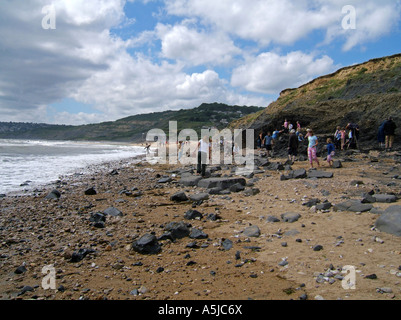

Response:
(197, 177), (246, 190)
(90, 212), (106, 223)
(315, 202), (332, 210)
(189, 193), (209, 202)
(375, 205), (401, 237)
(158, 232), (175, 241)
(170, 191), (188, 202)
(164, 221), (191, 239)
(282, 169), (307, 180)
(208, 187), (223, 195)
(361, 193), (376, 203)
(334, 200), (373, 212)
(189, 228), (208, 239)
(281, 212), (301, 223)
(84, 187), (97, 195)
(243, 225), (260, 237)
(373, 194), (397, 203)
(222, 239), (233, 251)
(132, 234), (161, 255)
(302, 198), (321, 207)
(179, 176), (202, 187)
(243, 188), (260, 196)
(109, 169), (119, 175)
(186, 241), (199, 249)
(158, 177), (173, 183)
(17, 286), (34, 296)
(313, 245), (324, 251)
(103, 207), (123, 217)
(268, 162), (284, 171)
(332, 160), (342, 168)
(70, 248), (95, 263)
(266, 215), (281, 223)
(15, 265), (27, 274)
(365, 274), (378, 279)
(184, 210), (203, 220)
(45, 189), (61, 200)
(307, 171), (333, 179)
(229, 183), (245, 193)
(206, 213), (219, 221)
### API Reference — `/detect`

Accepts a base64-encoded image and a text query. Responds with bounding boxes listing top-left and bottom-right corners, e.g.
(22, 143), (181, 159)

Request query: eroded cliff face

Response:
(230, 53), (401, 143)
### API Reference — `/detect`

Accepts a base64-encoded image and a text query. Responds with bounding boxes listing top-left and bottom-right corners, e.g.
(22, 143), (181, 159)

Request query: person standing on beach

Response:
(307, 129), (320, 169)
(288, 129), (298, 163)
(378, 121), (386, 149)
(263, 132), (274, 157)
(326, 138), (335, 167)
(383, 116), (397, 151)
(196, 136), (210, 177)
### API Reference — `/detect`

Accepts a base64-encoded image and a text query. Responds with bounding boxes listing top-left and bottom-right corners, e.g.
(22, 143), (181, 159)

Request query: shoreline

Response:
(0, 139), (149, 198)
(1, 148), (401, 300)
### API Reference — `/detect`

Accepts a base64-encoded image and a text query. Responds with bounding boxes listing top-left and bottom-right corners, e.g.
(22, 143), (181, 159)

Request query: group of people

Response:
(257, 117), (397, 170)
(378, 117), (397, 151)
(192, 116), (397, 177)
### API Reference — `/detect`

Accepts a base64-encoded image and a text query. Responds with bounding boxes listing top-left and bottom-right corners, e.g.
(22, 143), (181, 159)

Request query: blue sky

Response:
(0, 0), (400, 125)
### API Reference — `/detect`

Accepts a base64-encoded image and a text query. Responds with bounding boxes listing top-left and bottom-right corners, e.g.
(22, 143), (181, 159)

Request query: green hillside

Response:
(0, 103), (263, 142)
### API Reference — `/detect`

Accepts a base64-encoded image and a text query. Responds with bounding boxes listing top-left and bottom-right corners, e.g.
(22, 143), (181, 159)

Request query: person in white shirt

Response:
(197, 136), (210, 177)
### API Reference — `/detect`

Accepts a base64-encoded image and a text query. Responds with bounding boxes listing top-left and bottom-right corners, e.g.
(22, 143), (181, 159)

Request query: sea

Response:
(0, 139), (145, 195)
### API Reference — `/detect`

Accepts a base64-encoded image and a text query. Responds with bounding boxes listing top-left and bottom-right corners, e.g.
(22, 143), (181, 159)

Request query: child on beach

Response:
(263, 132), (274, 157)
(340, 127), (346, 150)
(307, 129), (320, 169)
(326, 138), (335, 167)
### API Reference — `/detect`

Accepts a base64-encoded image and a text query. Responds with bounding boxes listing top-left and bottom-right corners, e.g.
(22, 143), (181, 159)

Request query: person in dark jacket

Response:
(288, 129), (299, 163)
(377, 121), (386, 149)
(383, 117), (397, 151)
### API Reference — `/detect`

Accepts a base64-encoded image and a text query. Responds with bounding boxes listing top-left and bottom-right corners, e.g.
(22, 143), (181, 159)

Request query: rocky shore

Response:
(1, 148), (401, 301)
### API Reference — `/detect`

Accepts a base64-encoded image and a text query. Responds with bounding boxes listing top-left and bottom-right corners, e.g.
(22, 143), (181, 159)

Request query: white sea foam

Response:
(0, 139), (145, 194)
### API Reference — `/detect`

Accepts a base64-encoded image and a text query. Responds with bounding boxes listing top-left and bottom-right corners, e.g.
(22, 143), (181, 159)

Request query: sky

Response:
(0, 0), (400, 125)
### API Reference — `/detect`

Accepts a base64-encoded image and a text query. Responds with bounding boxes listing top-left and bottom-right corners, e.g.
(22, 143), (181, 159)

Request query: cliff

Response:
(229, 53), (401, 144)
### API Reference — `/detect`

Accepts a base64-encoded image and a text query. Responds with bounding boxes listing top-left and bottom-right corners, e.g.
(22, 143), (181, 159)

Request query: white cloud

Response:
(165, 0), (401, 49)
(231, 51), (337, 94)
(155, 23), (241, 66)
(1, 0), (400, 125)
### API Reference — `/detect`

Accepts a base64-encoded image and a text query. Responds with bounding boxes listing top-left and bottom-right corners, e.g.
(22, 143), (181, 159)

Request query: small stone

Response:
(313, 245), (323, 251)
(278, 259), (288, 267)
(84, 187), (97, 195)
(15, 265), (27, 274)
(138, 286), (148, 294)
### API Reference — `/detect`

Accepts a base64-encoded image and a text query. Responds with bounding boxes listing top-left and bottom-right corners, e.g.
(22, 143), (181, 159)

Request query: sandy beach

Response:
(1, 147), (401, 301)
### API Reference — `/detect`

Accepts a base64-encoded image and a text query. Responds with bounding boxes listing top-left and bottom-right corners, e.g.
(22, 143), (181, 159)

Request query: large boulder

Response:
(164, 221), (191, 240)
(243, 225), (261, 237)
(375, 205), (401, 237)
(197, 177), (246, 190)
(132, 234), (161, 255)
(178, 176), (202, 187)
(307, 170), (334, 179)
(281, 212), (301, 223)
(333, 200), (373, 213)
(170, 191), (188, 202)
(373, 194), (397, 203)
